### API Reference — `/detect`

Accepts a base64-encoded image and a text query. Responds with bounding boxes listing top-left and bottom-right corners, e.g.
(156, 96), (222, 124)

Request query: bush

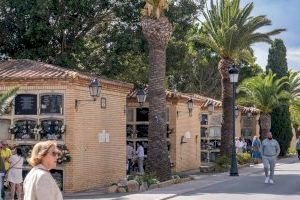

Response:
(287, 147), (297, 156)
(214, 156), (230, 172)
(134, 174), (159, 186)
(236, 153), (252, 165)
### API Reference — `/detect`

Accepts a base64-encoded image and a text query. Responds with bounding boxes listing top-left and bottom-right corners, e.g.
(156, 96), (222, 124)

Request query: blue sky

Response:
(242, 0), (300, 71)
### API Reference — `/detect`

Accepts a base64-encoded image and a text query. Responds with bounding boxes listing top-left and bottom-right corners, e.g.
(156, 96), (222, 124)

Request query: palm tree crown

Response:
(141, 0), (169, 19)
(237, 71), (288, 113)
(200, 0), (285, 62)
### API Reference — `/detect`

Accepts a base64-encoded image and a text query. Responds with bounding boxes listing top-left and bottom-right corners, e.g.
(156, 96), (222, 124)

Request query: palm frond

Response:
(199, 0), (285, 60)
(0, 87), (18, 115)
(237, 72), (288, 114)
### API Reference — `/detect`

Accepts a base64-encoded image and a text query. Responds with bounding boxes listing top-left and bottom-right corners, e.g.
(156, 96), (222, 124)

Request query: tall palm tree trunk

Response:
(259, 113), (271, 139)
(218, 58), (234, 158)
(141, 16), (172, 181)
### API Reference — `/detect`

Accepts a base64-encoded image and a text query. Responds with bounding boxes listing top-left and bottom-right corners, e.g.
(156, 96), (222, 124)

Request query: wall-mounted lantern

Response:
(187, 98), (193, 117)
(207, 101), (214, 113)
(247, 112), (252, 118)
(75, 78), (102, 110)
(235, 106), (239, 118)
(136, 89), (147, 106)
(89, 78), (102, 100)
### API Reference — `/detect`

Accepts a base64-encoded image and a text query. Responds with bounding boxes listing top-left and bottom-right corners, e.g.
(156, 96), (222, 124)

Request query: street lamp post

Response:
(229, 65), (239, 176)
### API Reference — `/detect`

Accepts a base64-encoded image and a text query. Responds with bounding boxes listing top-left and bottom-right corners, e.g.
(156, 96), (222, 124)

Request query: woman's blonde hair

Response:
(28, 141), (59, 167)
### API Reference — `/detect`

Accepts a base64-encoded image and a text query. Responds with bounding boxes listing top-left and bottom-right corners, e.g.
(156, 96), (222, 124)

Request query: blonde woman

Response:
(23, 141), (62, 200)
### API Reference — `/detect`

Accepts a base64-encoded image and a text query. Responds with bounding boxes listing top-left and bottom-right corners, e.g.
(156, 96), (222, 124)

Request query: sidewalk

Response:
(64, 156), (297, 200)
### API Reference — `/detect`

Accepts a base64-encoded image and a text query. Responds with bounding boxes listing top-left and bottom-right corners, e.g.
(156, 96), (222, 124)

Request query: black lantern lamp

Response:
(187, 98), (194, 117)
(136, 89), (147, 106)
(207, 101), (214, 113)
(247, 112), (252, 118)
(89, 78), (102, 100)
(75, 78), (102, 110)
(229, 66), (239, 83)
(229, 65), (239, 176)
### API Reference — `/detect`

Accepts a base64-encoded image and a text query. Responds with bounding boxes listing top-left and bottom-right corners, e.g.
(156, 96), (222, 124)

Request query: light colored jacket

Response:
(261, 139), (280, 157)
(23, 164), (63, 200)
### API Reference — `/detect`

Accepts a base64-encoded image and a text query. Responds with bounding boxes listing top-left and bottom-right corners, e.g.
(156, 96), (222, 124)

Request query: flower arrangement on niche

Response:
(40, 120), (66, 140)
(9, 120), (66, 141)
(57, 145), (71, 164)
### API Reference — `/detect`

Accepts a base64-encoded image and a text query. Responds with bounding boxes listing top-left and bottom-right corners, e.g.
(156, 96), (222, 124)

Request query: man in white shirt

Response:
(136, 142), (145, 174)
(126, 142), (134, 174)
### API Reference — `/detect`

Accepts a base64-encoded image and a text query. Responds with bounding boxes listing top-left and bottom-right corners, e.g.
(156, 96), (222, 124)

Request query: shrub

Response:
(287, 147), (297, 156)
(214, 156), (230, 172)
(236, 153), (251, 165)
(134, 174), (159, 186)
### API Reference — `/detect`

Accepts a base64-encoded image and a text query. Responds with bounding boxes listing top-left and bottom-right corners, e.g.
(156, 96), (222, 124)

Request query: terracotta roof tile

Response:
(0, 59), (87, 80)
(0, 59), (133, 89)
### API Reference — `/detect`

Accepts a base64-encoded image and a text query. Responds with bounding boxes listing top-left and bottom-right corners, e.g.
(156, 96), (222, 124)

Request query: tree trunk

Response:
(218, 58), (234, 158)
(260, 113), (271, 139)
(141, 16), (172, 181)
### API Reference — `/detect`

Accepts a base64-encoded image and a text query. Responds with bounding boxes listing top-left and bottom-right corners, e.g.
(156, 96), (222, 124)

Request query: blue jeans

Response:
(0, 175), (4, 200)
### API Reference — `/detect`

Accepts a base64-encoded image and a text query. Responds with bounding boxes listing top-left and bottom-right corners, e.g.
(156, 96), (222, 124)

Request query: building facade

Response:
(0, 59), (133, 192)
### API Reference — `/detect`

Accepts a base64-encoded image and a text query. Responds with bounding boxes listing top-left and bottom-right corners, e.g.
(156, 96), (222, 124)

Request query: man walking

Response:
(261, 132), (280, 184)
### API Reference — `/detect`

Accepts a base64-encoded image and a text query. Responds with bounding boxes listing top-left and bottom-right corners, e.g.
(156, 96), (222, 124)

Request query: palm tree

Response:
(286, 70), (300, 126)
(238, 72), (288, 139)
(141, 0), (172, 181)
(199, 0), (285, 157)
(0, 87), (18, 115)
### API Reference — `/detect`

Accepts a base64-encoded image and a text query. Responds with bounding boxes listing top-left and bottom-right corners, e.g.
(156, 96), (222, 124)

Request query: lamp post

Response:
(229, 65), (239, 176)
(136, 88), (147, 106)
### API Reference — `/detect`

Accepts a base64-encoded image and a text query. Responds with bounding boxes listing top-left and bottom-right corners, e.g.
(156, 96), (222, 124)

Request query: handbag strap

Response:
(7, 157), (22, 172)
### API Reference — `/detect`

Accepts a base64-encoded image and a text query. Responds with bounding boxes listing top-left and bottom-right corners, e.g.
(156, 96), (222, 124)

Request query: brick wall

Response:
(0, 79), (130, 192)
(174, 102), (201, 172)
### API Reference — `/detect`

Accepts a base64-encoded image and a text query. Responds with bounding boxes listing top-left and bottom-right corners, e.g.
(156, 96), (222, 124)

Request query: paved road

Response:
(66, 157), (300, 200)
(166, 158), (300, 200)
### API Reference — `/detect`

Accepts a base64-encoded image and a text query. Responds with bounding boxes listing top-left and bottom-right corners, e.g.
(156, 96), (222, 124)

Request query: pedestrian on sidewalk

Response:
(126, 142), (134, 175)
(0, 147), (5, 200)
(136, 142), (145, 175)
(7, 147), (24, 200)
(252, 136), (262, 164)
(23, 141), (63, 200)
(261, 132), (280, 184)
(296, 136), (300, 160)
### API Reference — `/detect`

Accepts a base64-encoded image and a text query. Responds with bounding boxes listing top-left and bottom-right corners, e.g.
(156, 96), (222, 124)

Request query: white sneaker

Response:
(265, 177), (269, 184)
(269, 179), (274, 184)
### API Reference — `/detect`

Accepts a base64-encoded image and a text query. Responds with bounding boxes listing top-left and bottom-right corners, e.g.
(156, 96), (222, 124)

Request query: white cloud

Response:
(252, 44), (300, 71)
(287, 48), (300, 70)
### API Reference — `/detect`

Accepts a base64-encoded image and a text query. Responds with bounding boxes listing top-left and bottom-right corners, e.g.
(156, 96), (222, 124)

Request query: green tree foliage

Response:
(0, 0), (112, 68)
(266, 39), (292, 156)
(238, 72), (289, 139)
(266, 39), (288, 77)
(198, 0), (284, 157)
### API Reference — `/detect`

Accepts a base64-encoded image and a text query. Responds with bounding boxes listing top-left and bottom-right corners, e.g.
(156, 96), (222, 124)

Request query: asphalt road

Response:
(65, 157), (300, 200)
(168, 158), (300, 200)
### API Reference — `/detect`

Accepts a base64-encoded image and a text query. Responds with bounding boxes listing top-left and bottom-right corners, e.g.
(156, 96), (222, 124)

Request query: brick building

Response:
(0, 59), (261, 192)
(0, 59), (133, 192)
